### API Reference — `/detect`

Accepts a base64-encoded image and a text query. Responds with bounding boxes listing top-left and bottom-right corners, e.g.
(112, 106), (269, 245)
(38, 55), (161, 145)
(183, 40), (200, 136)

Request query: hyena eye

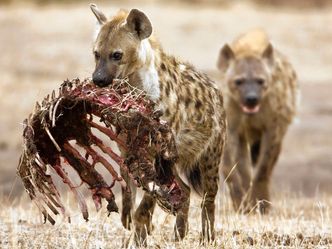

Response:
(110, 51), (123, 61)
(234, 79), (244, 86)
(256, 78), (265, 85)
(94, 51), (100, 60)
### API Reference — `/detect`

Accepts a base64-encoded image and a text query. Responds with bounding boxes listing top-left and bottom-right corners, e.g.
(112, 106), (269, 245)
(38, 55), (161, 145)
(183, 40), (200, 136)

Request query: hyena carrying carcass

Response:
(90, 4), (226, 244)
(217, 29), (298, 214)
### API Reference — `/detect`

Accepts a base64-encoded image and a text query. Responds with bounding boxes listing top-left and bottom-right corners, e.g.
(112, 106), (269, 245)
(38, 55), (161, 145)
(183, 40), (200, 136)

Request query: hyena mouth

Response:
(17, 78), (186, 224)
(241, 104), (260, 114)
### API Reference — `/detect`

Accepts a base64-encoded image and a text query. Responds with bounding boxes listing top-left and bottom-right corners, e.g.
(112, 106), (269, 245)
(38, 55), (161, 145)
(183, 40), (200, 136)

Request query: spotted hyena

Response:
(90, 4), (226, 244)
(217, 29), (298, 214)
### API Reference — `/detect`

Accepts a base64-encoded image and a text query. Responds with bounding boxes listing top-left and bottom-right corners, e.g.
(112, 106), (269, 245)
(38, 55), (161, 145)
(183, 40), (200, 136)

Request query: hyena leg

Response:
(133, 192), (156, 246)
(200, 159), (219, 242)
(120, 166), (136, 230)
(236, 136), (252, 192)
(222, 134), (248, 211)
(174, 174), (191, 241)
(250, 132), (282, 214)
(222, 151), (243, 211)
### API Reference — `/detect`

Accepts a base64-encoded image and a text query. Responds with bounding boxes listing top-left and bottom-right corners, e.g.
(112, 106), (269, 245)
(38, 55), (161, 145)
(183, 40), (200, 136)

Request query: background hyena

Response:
(217, 29), (298, 214)
(90, 4), (226, 244)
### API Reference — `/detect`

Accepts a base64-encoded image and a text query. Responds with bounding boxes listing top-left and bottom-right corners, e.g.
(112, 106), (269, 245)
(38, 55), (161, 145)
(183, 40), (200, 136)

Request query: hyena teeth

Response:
(51, 90), (56, 100)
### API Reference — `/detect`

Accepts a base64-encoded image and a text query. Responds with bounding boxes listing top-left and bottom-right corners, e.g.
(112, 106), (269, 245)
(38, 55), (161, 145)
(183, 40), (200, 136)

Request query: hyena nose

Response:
(92, 75), (108, 87)
(245, 95), (259, 107)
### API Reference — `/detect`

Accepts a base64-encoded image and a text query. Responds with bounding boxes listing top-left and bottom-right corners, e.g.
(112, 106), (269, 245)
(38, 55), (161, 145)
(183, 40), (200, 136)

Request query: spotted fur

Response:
(90, 5), (226, 244)
(217, 29), (298, 213)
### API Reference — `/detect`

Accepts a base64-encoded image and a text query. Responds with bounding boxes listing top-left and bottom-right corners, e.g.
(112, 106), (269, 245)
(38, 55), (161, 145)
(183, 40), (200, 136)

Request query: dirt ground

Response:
(0, 1), (331, 199)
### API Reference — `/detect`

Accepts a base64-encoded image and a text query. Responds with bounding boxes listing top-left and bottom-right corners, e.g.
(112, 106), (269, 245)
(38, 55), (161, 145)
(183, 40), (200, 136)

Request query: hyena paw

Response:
(249, 181), (271, 214)
(199, 232), (216, 245)
(134, 223), (154, 247)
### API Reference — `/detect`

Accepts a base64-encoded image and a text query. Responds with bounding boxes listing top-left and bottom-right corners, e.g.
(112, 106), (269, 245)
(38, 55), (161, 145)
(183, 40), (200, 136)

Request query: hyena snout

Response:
(244, 93), (259, 107)
(92, 70), (114, 87)
(241, 92), (261, 114)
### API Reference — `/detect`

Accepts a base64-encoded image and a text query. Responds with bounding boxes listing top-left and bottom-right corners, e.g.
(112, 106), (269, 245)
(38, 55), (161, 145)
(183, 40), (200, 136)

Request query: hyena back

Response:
(90, 4), (226, 244)
(217, 29), (298, 213)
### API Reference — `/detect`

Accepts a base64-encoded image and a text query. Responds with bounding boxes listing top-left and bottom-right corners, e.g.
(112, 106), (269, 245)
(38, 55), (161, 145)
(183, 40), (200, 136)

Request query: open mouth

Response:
(241, 104), (260, 114)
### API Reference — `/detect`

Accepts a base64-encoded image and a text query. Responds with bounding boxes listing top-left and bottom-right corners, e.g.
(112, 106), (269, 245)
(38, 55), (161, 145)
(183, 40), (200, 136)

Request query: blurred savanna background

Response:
(0, 0), (331, 248)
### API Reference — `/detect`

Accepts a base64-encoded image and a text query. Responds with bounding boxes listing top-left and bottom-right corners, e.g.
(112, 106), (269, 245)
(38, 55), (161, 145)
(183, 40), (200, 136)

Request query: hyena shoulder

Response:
(267, 51), (298, 122)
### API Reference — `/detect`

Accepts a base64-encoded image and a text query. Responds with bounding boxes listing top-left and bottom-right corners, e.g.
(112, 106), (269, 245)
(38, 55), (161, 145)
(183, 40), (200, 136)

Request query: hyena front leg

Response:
(200, 154), (220, 243)
(174, 174), (191, 241)
(222, 132), (250, 211)
(120, 167), (136, 230)
(234, 135), (255, 212)
(250, 131), (283, 214)
(236, 136), (252, 191)
(133, 192), (156, 246)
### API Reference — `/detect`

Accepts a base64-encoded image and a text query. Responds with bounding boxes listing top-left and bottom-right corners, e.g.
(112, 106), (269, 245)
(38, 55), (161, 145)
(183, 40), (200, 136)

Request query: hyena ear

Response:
(262, 42), (274, 65)
(217, 44), (234, 71)
(90, 3), (107, 25)
(126, 9), (152, 40)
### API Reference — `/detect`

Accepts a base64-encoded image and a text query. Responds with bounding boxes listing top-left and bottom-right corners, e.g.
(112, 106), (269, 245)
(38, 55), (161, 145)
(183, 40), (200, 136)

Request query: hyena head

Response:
(90, 4), (152, 87)
(217, 43), (274, 114)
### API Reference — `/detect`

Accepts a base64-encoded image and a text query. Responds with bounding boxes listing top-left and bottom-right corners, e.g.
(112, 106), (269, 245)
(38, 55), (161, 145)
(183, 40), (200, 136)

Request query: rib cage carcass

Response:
(17, 78), (185, 224)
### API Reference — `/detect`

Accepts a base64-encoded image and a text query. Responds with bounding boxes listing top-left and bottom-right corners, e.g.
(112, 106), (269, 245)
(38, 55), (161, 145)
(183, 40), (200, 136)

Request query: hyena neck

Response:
(133, 39), (160, 102)
(132, 39), (183, 103)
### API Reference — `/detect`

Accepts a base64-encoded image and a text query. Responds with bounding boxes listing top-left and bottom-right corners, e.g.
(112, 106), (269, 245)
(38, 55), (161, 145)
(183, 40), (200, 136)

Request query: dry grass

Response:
(0, 2), (332, 248)
(1, 192), (331, 248)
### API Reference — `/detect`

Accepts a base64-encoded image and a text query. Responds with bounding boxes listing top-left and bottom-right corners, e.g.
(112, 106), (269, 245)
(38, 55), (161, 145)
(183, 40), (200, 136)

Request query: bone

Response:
(44, 199), (60, 216)
(35, 201), (56, 225)
(48, 102), (54, 122)
(92, 193), (102, 211)
(35, 154), (46, 169)
(41, 180), (66, 216)
(83, 145), (127, 189)
(52, 97), (63, 127)
(34, 157), (46, 170)
(87, 120), (127, 149)
(44, 127), (61, 152)
(34, 102), (41, 113)
(90, 134), (124, 166)
(53, 164), (89, 221)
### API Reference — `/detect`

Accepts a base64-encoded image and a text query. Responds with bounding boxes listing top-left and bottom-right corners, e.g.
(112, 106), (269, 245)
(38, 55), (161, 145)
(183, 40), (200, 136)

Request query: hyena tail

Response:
(186, 163), (203, 195)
